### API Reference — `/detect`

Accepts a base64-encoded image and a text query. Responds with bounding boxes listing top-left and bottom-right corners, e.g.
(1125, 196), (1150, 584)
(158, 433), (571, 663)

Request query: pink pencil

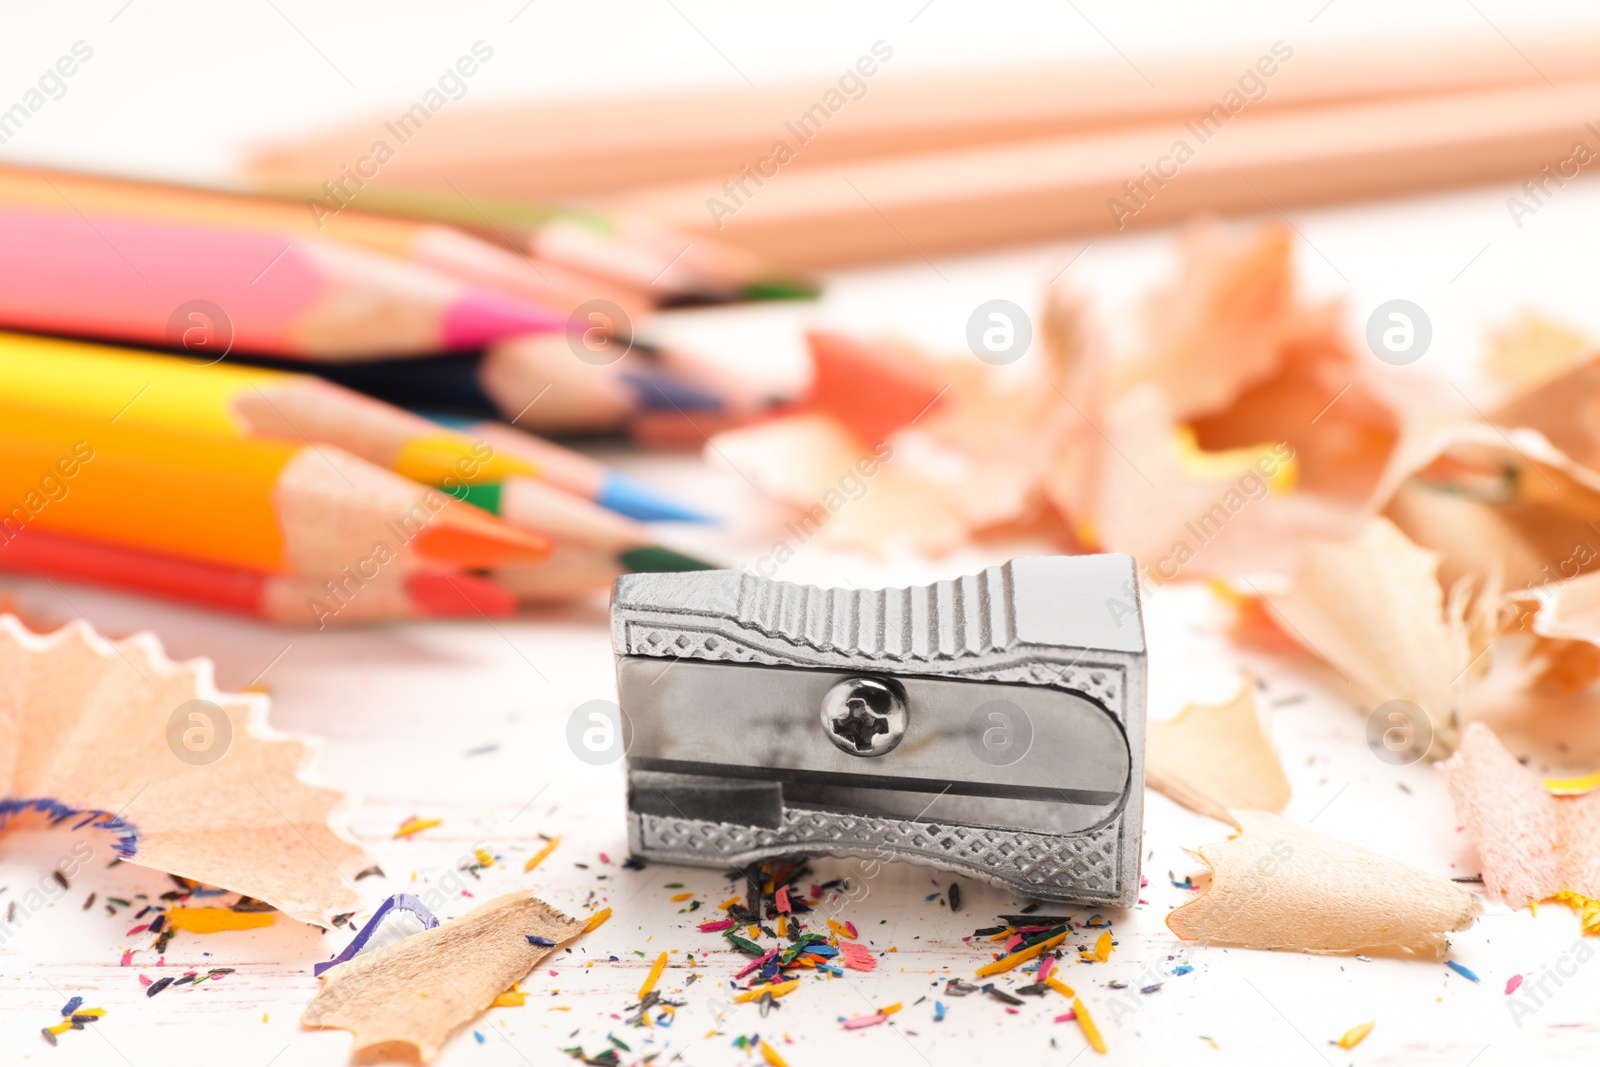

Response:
(0, 208), (565, 360)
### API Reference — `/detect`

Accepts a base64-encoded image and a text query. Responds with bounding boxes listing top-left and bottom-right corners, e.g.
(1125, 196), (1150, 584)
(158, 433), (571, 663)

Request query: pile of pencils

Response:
(0, 163), (812, 625)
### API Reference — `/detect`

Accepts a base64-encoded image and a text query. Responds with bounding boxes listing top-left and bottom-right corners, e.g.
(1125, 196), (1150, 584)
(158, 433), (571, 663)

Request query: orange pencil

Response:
(0, 405), (548, 576)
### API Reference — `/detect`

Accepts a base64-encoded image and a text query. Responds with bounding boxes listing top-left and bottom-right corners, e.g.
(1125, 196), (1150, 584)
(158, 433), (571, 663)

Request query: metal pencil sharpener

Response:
(610, 555), (1146, 907)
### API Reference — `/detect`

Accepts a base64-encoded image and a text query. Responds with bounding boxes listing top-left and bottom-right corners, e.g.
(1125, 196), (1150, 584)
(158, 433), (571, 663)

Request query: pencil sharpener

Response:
(611, 555), (1146, 907)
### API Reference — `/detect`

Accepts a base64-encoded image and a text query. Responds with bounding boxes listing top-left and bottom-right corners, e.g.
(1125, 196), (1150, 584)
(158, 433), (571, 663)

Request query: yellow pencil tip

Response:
(395, 433), (538, 486)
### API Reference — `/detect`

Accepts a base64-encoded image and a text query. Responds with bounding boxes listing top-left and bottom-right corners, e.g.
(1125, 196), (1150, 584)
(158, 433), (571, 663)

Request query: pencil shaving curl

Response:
(0, 615), (368, 927)
(1146, 679), (1290, 825)
(1167, 810), (1482, 955)
(711, 223), (1402, 574)
(1265, 517), (1491, 758)
(1436, 722), (1600, 910)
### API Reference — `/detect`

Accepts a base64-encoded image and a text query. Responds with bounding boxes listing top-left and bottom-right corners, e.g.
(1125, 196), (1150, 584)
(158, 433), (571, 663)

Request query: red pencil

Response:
(0, 528), (516, 626)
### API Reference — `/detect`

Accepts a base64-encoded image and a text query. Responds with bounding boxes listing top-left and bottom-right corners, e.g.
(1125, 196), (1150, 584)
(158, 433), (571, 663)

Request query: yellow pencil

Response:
(0, 331), (532, 487)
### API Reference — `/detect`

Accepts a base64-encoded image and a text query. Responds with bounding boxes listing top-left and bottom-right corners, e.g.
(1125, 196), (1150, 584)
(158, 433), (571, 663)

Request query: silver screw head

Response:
(821, 676), (907, 757)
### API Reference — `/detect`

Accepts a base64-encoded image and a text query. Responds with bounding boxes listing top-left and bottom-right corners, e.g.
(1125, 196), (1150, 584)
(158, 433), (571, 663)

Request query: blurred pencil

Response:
(0, 528), (518, 625)
(246, 181), (819, 306)
(0, 331), (536, 486)
(607, 77), (1600, 266)
(0, 163), (647, 321)
(0, 405), (549, 574)
(245, 27), (1600, 200)
(431, 417), (714, 522)
(0, 207), (563, 359)
(0, 330), (712, 523)
(494, 544), (710, 604)
(290, 337), (764, 436)
(448, 477), (714, 575)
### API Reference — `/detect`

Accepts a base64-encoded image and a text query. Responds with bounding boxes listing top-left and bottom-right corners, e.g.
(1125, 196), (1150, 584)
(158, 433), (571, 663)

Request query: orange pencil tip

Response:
(413, 505), (552, 567)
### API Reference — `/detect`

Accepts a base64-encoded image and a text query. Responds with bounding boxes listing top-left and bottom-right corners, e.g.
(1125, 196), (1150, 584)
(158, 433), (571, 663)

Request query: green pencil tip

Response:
(442, 482), (503, 514)
(742, 278), (822, 302)
(619, 546), (718, 573)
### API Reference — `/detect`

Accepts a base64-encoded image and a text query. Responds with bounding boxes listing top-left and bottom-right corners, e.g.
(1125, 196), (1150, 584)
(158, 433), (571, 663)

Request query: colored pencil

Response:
(431, 417), (714, 523)
(448, 478), (714, 575)
(606, 77), (1600, 266)
(494, 543), (711, 605)
(245, 27), (1600, 200)
(0, 405), (549, 575)
(245, 182), (818, 305)
(0, 207), (564, 359)
(0, 331), (537, 487)
(278, 337), (766, 436)
(0, 528), (517, 625)
(0, 330), (713, 525)
(0, 163), (650, 322)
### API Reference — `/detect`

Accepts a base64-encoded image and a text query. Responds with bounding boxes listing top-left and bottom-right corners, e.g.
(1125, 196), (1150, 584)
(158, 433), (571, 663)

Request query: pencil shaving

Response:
(1382, 421), (1600, 593)
(1436, 722), (1600, 908)
(713, 224), (1406, 571)
(1167, 810), (1482, 954)
(0, 615), (367, 927)
(1504, 571), (1600, 692)
(1482, 311), (1592, 390)
(1268, 517), (1481, 757)
(1120, 224), (1399, 504)
(1046, 225), (1396, 577)
(711, 326), (1066, 554)
(302, 890), (586, 1062)
(1147, 679), (1290, 824)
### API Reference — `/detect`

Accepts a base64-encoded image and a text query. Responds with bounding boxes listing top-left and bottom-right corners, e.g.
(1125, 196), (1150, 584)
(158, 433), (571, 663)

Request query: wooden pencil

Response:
(284, 336), (768, 436)
(0, 330), (713, 522)
(0, 405), (549, 575)
(493, 543), (711, 605)
(0, 207), (565, 359)
(245, 27), (1600, 200)
(0, 163), (648, 321)
(243, 182), (819, 306)
(0, 331), (537, 487)
(448, 477), (713, 574)
(605, 77), (1600, 266)
(0, 527), (518, 625)
(435, 418), (713, 522)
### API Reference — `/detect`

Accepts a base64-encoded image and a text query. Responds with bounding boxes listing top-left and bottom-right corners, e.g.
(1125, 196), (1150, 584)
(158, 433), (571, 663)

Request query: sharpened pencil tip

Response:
(618, 546), (718, 573)
(440, 289), (567, 349)
(412, 504), (551, 567)
(597, 472), (716, 524)
(404, 571), (517, 618)
(742, 277), (822, 301)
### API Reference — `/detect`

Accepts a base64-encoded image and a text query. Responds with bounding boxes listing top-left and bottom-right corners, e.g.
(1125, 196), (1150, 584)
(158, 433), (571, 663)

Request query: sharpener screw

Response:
(821, 676), (907, 757)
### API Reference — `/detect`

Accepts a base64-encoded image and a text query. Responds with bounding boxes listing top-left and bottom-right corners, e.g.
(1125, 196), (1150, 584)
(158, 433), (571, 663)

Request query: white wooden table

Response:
(3, 424), (1598, 1067)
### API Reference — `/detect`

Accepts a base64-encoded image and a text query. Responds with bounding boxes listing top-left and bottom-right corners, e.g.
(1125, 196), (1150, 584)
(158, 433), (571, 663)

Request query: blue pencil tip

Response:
(619, 369), (726, 412)
(598, 472), (717, 524)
